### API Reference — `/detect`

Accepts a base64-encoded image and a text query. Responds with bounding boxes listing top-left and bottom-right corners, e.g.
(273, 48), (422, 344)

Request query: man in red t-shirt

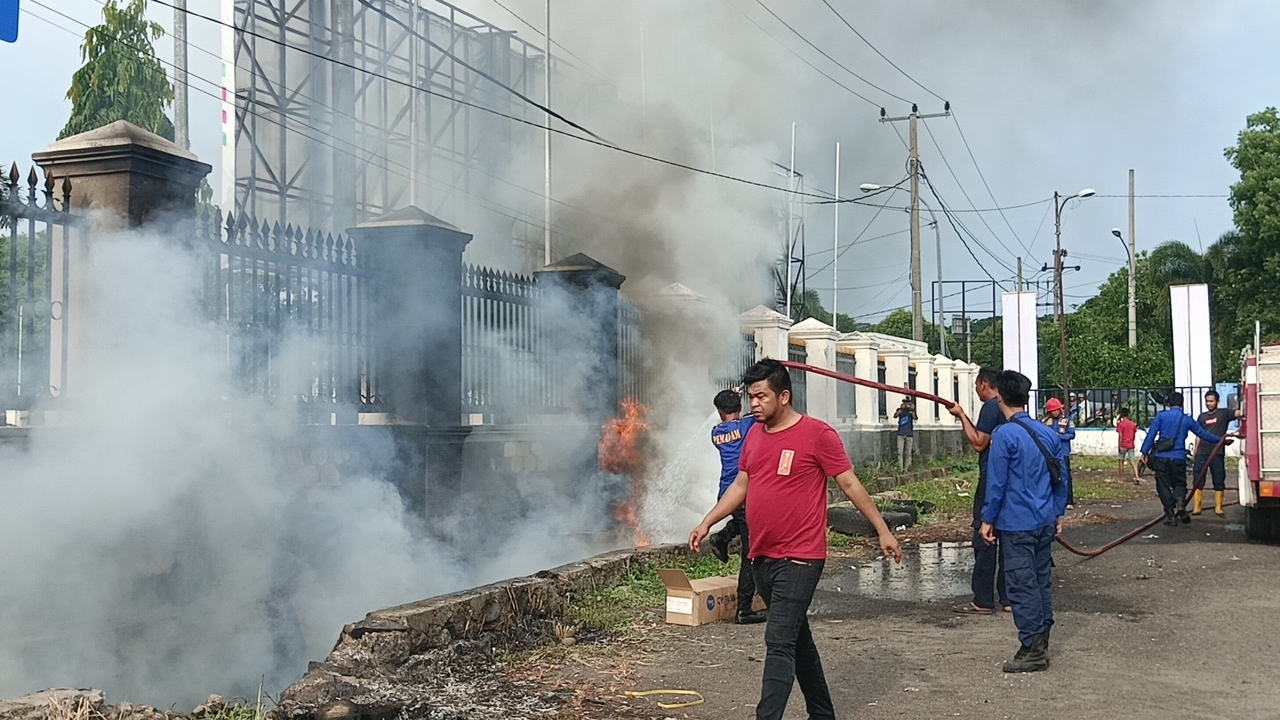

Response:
(690, 359), (902, 720)
(1116, 407), (1140, 485)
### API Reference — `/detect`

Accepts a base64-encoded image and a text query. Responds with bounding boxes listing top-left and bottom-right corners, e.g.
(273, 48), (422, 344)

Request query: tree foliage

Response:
(60, 0), (174, 141)
(789, 289), (857, 332)
(866, 308), (957, 357)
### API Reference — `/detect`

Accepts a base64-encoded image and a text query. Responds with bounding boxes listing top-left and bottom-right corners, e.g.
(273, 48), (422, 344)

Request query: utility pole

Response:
(1054, 192), (1069, 400)
(785, 123), (796, 320)
(832, 142), (840, 330)
(1128, 169), (1137, 349)
(173, 0), (189, 149)
(543, 0), (552, 266)
(880, 103), (949, 342)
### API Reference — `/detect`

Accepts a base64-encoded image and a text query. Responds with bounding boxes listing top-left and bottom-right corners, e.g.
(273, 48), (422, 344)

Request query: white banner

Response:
(1170, 283), (1212, 417)
(1001, 292), (1039, 391)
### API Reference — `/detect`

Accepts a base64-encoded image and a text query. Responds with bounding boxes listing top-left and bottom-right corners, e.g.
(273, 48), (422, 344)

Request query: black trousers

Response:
(1152, 456), (1188, 515)
(752, 557), (833, 720)
(721, 507), (758, 614)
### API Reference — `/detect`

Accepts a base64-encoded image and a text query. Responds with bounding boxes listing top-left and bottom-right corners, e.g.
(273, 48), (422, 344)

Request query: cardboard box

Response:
(656, 569), (741, 626)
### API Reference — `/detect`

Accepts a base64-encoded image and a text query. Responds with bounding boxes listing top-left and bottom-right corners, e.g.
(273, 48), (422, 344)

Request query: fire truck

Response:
(1239, 335), (1280, 540)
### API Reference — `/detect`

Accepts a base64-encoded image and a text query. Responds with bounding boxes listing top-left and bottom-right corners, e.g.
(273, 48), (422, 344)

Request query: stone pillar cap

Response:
(740, 304), (793, 329)
(41, 120), (200, 162)
(536, 252), (625, 289)
(790, 317), (839, 339)
(355, 205), (463, 233)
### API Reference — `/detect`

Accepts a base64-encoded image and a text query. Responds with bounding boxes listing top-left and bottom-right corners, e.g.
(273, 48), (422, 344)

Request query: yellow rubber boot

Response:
(1215, 490), (1225, 517)
(1191, 490), (1203, 515)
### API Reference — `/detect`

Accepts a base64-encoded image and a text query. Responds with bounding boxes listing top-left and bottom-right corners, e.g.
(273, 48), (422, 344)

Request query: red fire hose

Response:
(780, 360), (1234, 559)
(779, 360), (955, 409)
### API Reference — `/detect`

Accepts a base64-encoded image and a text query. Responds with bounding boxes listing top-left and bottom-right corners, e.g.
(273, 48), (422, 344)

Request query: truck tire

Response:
(1245, 506), (1280, 541)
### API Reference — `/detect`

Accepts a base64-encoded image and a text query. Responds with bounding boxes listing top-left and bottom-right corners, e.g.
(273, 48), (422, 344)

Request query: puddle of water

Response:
(1223, 523), (1245, 533)
(820, 542), (973, 602)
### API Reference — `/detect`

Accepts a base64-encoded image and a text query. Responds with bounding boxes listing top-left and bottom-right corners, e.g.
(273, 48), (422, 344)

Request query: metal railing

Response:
(836, 350), (855, 418)
(788, 341), (807, 414)
(1044, 386), (1216, 427)
(0, 164), (80, 411)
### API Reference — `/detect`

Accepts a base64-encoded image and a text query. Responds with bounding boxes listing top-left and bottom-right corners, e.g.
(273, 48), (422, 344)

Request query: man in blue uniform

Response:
(947, 367), (1010, 614)
(1141, 391), (1222, 526)
(982, 370), (1069, 673)
(707, 388), (766, 624)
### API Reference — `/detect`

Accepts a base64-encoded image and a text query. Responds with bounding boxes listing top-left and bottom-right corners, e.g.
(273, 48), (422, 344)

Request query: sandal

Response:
(1003, 606), (1013, 613)
(952, 603), (996, 615)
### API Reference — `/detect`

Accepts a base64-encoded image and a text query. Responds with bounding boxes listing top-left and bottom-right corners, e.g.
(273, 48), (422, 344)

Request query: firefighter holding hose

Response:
(1141, 391), (1223, 526)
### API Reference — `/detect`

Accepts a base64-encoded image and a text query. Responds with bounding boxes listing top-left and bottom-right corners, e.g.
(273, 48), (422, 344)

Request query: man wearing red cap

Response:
(1043, 397), (1076, 507)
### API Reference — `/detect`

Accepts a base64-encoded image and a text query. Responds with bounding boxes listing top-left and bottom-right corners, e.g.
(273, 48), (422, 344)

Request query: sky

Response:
(4, 0), (1276, 325)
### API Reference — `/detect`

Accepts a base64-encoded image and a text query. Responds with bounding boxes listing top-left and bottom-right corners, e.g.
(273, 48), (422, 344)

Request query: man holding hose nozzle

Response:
(690, 358), (902, 720)
(1192, 389), (1236, 517)
(1141, 391), (1223, 526)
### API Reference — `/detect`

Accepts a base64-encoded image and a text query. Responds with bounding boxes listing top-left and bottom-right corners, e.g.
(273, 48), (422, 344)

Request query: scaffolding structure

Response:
(224, 0), (607, 271)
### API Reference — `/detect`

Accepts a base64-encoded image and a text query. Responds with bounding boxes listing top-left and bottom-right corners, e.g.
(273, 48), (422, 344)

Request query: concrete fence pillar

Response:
(740, 305), (793, 363)
(954, 362), (978, 418)
(846, 336), (879, 427)
(534, 252), (626, 429)
(32, 121), (211, 400)
(790, 318), (839, 425)
(881, 345), (911, 415)
(934, 357), (957, 426)
(350, 207), (474, 516)
(910, 352), (937, 427)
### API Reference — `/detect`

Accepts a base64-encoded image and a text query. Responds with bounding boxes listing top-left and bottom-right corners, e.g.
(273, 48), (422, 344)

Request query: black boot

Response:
(735, 610), (766, 624)
(1002, 633), (1050, 673)
(1162, 511), (1176, 526)
(709, 531), (730, 563)
(1178, 509), (1192, 524)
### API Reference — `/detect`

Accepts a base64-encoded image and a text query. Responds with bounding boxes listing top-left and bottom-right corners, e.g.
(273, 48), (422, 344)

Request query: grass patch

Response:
(826, 529), (852, 549)
(203, 707), (269, 720)
(566, 553), (741, 633)
(893, 475), (977, 516)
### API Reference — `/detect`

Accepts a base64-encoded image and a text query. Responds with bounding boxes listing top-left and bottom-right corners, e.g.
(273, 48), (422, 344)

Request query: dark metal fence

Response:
(1050, 386), (1216, 428)
(197, 210), (375, 410)
(788, 341), (807, 414)
(0, 164), (79, 411)
(836, 350), (855, 419)
(618, 297), (646, 405)
(460, 264), (548, 422)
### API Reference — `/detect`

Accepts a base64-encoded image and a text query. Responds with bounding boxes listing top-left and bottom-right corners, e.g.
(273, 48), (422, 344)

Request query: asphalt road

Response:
(626, 494), (1280, 720)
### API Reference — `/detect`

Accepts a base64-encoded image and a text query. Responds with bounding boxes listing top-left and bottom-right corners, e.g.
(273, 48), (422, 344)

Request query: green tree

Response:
(60, 0), (174, 141)
(867, 308), (957, 357)
(1225, 107), (1280, 246)
(788, 288), (857, 332)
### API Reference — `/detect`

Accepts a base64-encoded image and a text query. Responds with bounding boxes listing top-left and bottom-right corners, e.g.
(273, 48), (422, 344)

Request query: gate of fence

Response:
(0, 165), (81, 414)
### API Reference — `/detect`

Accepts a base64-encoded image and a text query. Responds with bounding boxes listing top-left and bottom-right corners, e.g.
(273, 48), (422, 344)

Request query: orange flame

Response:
(600, 398), (651, 547)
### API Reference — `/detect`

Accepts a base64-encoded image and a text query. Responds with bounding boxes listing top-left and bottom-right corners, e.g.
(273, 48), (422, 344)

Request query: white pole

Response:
(542, 0), (552, 266)
(785, 122), (796, 319)
(832, 142), (840, 330)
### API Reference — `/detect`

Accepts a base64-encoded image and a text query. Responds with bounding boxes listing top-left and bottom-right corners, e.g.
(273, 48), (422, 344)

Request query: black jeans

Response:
(971, 528), (1008, 609)
(752, 556), (832, 720)
(722, 508), (758, 613)
(1152, 456), (1188, 515)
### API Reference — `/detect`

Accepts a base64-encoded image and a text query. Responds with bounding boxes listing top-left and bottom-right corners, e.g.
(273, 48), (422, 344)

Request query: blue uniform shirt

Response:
(983, 411), (1070, 532)
(1140, 407), (1221, 459)
(1045, 415), (1075, 456)
(711, 416), (755, 498)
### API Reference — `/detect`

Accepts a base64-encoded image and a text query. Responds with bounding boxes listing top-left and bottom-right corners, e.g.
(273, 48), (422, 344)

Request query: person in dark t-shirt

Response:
(1192, 389), (1236, 516)
(947, 366), (1009, 614)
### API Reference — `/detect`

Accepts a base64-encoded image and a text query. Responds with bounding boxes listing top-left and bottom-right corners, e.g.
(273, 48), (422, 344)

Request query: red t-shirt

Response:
(739, 415), (852, 560)
(1117, 417), (1137, 449)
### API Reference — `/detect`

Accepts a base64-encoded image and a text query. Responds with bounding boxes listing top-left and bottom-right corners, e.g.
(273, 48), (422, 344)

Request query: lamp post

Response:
(1112, 228), (1137, 349)
(1053, 187), (1095, 401)
(861, 183), (945, 356)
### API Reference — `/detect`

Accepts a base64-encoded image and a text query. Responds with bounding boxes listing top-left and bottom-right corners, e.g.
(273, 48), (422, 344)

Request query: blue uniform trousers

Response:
(1002, 523), (1056, 646)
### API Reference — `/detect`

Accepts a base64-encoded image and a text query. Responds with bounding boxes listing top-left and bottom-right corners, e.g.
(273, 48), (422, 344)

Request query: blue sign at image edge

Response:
(0, 0), (18, 44)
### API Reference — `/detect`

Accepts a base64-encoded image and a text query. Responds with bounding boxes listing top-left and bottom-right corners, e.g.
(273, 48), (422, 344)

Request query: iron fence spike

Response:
(8, 163), (18, 184)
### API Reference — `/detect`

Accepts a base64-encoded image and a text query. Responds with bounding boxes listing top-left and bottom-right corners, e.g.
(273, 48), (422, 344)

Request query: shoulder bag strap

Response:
(1010, 417), (1063, 487)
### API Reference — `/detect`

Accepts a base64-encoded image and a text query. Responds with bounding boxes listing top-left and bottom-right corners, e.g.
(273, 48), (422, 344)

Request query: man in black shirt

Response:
(947, 367), (1009, 614)
(1192, 390), (1235, 516)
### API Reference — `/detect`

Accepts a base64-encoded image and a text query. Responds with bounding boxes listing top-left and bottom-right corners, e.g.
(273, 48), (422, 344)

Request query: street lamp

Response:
(861, 183), (946, 356)
(1111, 228), (1137, 350)
(1053, 187), (1094, 401)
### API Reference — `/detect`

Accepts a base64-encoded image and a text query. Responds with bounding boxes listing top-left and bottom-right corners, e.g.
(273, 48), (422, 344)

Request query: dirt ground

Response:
(507, 471), (1280, 720)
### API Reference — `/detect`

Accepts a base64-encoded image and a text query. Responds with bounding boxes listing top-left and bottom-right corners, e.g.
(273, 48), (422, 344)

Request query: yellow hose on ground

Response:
(625, 689), (705, 709)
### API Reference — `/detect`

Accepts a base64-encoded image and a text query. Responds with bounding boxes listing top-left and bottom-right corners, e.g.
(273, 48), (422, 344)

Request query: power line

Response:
(817, 0), (947, 103)
(920, 117), (1029, 257)
(728, 3), (879, 108)
(483, 0), (628, 97)
(752, 0), (911, 104)
(25, 1), (593, 245)
(950, 110), (1030, 253)
(148, 0), (876, 203)
(920, 169), (1013, 287)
